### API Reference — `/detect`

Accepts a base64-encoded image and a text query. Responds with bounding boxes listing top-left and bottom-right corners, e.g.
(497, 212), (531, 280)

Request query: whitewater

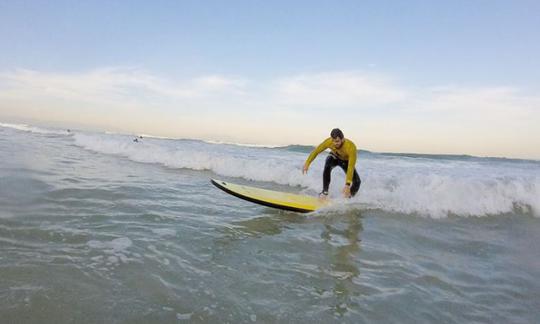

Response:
(69, 125), (539, 218)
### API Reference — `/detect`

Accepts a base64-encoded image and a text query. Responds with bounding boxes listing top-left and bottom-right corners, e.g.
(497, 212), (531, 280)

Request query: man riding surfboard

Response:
(302, 128), (361, 198)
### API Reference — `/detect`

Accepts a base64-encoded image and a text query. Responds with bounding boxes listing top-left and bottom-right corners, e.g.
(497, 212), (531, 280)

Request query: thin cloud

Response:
(0, 68), (248, 106)
(1, 68), (538, 117)
(416, 86), (539, 116)
(272, 71), (408, 107)
(192, 75), (248, 94)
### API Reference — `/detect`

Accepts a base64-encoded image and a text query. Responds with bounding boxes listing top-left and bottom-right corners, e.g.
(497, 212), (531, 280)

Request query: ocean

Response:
(1, 122), (539, 323)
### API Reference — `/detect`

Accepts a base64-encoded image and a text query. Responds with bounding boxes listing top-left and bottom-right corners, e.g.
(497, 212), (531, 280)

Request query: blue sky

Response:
(2, 1), (539, 83)
(1, 1), (539, 158)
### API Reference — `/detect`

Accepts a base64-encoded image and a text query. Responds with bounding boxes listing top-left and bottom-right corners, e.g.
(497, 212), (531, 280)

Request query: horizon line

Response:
(1, 119), (539, 163)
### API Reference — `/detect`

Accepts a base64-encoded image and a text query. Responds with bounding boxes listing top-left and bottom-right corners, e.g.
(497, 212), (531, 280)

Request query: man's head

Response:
(330, 128), (344, 148)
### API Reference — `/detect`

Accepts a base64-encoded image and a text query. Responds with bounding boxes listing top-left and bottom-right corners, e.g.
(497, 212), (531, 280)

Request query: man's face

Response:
(332, 137), (344, 148)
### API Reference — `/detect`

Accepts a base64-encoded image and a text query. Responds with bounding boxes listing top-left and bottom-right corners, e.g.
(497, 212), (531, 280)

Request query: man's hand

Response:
(342, 184), (351, 198)
(302, 164), (309, 174)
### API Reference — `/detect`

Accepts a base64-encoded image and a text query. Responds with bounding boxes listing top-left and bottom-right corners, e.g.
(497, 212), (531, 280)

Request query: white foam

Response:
(356, 158), (540, 218)
(72, 132), (311, 187)
(202, 139), (282, 148)
(71, 131), (540, 218)
(138, 133), (173, 140)
(0, 122), (69, 135)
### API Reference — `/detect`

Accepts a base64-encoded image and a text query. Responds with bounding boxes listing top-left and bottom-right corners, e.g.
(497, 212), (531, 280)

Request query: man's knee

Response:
(324, 155), (338, 170)
(325, 154), (337, 164)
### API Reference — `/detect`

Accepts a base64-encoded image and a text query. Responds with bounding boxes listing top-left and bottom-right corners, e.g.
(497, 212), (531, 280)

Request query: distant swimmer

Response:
(133, 138), (139, 142)
(302, 128), (361, 199)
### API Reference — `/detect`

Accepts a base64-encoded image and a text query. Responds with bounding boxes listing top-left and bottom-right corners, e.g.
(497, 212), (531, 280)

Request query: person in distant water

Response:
(302, 128), (361, 199)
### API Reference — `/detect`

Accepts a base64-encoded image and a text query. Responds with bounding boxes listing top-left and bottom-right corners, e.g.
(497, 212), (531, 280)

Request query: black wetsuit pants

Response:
(323, 154), (361, 197)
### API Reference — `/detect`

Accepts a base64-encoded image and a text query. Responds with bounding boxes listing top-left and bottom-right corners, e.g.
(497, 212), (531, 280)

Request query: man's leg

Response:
(337, 160), (361, 197)
(350, 170), (361, 196)
(322, 155), (339, 194)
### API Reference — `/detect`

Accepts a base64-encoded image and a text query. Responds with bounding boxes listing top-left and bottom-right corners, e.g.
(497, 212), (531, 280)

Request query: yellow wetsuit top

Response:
(304, 137), (358, 185)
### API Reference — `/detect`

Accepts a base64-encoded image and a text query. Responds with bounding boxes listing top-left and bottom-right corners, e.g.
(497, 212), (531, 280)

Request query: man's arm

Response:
(303, 138), (332, 172)
(345, 142), (357, 185)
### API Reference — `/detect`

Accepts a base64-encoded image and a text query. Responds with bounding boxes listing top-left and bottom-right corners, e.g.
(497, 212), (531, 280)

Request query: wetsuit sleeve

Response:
(304, 138), (332, 167)
(345, 142), (357, 185)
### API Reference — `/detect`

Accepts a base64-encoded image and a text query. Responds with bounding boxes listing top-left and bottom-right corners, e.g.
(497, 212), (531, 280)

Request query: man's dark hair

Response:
(330, 128), (344, 139)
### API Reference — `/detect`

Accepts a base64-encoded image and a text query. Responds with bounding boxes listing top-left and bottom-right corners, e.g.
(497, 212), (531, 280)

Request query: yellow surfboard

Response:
(211, 179), (327, 213)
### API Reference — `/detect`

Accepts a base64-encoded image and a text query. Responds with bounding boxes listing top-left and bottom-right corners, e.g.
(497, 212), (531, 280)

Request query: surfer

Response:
(302, 128), (361, 198)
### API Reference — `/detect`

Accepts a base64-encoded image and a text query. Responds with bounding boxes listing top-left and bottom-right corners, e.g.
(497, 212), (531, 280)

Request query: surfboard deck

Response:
(211, 178), (327, 213)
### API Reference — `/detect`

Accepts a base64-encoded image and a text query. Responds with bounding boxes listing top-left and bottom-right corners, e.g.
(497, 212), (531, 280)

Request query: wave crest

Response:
(72, 132), (540, 218)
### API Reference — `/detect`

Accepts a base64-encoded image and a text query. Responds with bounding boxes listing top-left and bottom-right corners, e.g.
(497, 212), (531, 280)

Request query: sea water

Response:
(1, 122), (539, 323)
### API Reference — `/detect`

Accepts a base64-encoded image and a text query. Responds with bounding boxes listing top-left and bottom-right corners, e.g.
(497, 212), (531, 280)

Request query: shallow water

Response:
(1, 124), (539, 323)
